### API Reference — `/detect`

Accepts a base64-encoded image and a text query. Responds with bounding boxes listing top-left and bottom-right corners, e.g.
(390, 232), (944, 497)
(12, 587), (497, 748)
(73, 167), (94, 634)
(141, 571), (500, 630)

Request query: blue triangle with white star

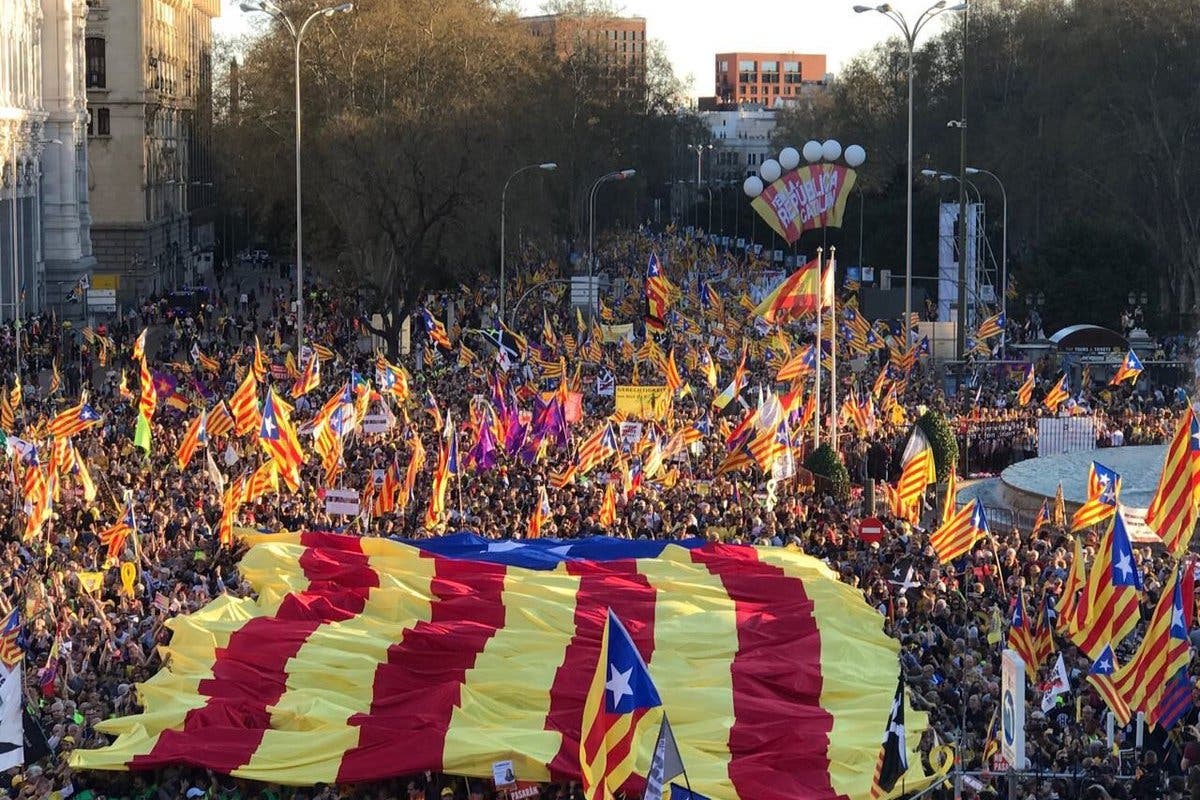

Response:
(604, 609), (662, 714)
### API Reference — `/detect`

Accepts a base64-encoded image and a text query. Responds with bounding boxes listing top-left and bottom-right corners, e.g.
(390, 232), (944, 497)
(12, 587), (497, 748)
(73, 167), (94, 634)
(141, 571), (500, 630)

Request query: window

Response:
(86, 37), (106, 88)
(97, 107), (110, 136)
(718, 59), (728, 72)
(784, 60), (802, 84)
(761, 60), (779, 84)
(747, 153), (758, 166)
(737, 59), (756, 83)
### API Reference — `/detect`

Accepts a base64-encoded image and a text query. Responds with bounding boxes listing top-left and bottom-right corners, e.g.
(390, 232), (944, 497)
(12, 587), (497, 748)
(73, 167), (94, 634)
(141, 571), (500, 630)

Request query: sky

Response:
(213, 0), (961, 97)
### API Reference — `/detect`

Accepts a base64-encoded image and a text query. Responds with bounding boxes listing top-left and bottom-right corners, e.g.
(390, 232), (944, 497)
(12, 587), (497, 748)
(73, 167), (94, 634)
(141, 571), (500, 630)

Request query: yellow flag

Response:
(78, 571), (105, 593)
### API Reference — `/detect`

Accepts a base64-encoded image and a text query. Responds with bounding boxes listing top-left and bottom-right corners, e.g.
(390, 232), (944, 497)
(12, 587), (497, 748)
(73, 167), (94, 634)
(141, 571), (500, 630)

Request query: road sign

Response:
(858, 516), (884, 543)
(1001, 649), (1026, 769)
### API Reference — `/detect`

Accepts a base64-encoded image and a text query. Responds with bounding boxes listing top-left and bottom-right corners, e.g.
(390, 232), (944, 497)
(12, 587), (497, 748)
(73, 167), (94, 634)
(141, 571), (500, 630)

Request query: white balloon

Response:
(779, 147), (800, 171)
(759, 158), (782, 183)
(743, 175), (764, 197)
(821, 139), (842, 162)
(802, 140), (823, 163)
(844, 144), (866, 167)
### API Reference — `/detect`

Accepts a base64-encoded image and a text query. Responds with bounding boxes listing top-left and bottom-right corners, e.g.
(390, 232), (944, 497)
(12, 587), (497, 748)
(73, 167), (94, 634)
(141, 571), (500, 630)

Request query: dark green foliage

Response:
(804, 444), (851, 501)
(917, 410), (958, 483)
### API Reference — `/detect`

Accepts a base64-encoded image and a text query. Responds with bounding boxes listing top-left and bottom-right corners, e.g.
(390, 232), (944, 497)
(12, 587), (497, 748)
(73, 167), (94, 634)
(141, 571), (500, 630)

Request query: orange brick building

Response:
(714, 52), (827, 107)
(521, 13), (647, 79)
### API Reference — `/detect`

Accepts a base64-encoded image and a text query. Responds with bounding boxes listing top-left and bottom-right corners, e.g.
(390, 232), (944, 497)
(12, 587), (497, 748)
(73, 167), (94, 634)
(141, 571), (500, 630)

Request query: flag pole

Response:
(813, 247), (822, 450)
(829, 247), (838, 449)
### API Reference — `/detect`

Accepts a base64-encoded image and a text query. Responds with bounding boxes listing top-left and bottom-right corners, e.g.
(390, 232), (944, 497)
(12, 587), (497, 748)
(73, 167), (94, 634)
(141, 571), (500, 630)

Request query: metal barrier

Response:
(1037, 415), (1097, 457)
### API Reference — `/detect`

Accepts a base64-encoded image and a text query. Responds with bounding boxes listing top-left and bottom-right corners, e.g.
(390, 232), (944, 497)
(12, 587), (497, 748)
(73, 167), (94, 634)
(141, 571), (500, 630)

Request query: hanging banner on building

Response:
(751, 163), (858, 243)
(614, 385), (671, 420)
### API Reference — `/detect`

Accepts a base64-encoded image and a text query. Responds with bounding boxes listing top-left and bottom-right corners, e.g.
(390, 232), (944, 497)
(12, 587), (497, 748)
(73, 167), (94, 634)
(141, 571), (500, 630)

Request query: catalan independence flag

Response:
(580, 609), (663, 800)
(1087, 644), (1131, 726)
(1070, 461), (1120, 532)
(1007, 593), (1040, 678)
(0, 609), (23, 667)
(1069, 512), (1142, 659)
(1109, 349), (1144, 386)
(645, 253), (672, 333)
(73, 532), (934, 799)
(1043, 373), (1070, 413)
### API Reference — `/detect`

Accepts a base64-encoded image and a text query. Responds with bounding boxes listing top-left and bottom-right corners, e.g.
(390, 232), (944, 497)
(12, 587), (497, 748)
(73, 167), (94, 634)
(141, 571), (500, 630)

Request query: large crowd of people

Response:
(0, 230), (1197, 800)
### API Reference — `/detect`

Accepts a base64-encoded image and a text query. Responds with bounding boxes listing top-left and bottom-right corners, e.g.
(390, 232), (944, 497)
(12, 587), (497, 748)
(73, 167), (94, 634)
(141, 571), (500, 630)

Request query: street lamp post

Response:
(854, 0), (966, 347)
(499, 162), (556, 321)
(587, 169), (635, 315)
(967, 166), (1007, 357)
(687, 143), (712, 232)
(240, 0), (353, 357)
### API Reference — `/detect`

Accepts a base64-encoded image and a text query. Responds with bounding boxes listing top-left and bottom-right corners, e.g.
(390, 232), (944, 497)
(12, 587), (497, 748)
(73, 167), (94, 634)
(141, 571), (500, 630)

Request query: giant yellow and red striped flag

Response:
(1145, 406), (1200, 557)
(895, 425), (936, 515)
(71, 532), (935, 799)
(1110, 560), (1192, 725)
(1068, 513), (1142, 659)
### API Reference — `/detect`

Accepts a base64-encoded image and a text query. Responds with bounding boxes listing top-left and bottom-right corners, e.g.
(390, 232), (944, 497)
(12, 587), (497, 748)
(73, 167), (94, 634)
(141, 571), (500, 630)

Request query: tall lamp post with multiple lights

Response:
(853, 0), (966, 346)
(239, 0), (353, 357)
(499, 162), (556, 321)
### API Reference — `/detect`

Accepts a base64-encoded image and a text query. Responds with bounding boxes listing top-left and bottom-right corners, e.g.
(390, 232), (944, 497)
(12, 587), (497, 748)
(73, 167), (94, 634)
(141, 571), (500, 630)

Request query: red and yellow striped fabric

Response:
(72, 533), (930, 799)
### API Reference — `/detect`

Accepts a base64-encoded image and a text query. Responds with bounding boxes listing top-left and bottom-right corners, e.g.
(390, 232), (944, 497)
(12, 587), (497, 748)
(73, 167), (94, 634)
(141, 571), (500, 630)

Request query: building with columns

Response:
(0, 0), (95, 321)
(85, 0), (217, 303)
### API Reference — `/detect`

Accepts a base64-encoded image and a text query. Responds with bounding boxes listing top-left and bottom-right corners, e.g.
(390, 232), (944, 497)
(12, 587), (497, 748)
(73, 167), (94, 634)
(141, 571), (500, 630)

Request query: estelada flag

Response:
(72, 533), (933, 800)
(752, 258), (819, 325)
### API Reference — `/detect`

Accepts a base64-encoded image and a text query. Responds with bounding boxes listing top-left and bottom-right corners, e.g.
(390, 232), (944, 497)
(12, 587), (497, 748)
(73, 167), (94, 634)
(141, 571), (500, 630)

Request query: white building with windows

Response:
(0, 0), (95, 320)
(701, 108), (779, 183)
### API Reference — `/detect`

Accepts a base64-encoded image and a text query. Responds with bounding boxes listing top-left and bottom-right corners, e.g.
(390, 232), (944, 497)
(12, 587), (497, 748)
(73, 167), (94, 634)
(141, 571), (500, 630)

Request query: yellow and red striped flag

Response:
(1016, 364), (1035, 406)
(1043, 373), (1070, 413)
(528, 486), (551, 539)
(138, 355), (157, 420)
(1068, 513), (1142, 659)
(1070, 462), (1119, 532)
(1110, 560), (1191, 724)
(131, 328), (147, 362)
(1144, 406), (1200, 557)
(291, 354), (320, 399)
(175, 411), (208, 471)
(99, 503), (136, 564)
(229, 370), (260, 435)
(207, 400), (235, 438)
(598, 481), (617, 529)
(895, 425), (936, 514)
(1006, 593), (1041, 678)
(1087, 644), (1131, 727)
(929, 499), (988, 563)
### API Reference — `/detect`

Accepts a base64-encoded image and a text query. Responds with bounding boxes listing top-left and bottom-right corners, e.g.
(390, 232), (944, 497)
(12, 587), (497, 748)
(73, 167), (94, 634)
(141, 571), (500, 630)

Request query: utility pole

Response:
(954, 4), (970, 359)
